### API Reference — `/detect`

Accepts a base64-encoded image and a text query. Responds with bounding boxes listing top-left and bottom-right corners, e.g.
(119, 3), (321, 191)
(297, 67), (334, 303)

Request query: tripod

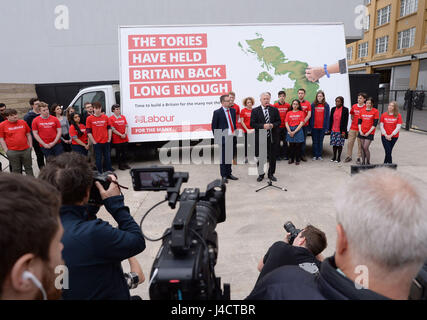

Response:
(256, 178), (287, 192)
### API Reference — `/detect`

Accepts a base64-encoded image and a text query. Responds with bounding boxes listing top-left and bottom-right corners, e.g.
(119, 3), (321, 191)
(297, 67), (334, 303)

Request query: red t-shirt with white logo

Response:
(239, 108), (253, 133)
(350, 104), (366, 131)
(69, 123), (88, 145)
(274, 102), (290, 128)
(0, 120), (31, 150)
(313, 104), (325, 129)
(285, 110), (305, 127)
(109, 115), (129, 144)
(380, 113), (403, 138)
(359, 108), (380, 135)
(300, 100), (312, 127)
(230, 104), (241, 130)
(31, 115), (61, 146)
(86, 114), (110, 143)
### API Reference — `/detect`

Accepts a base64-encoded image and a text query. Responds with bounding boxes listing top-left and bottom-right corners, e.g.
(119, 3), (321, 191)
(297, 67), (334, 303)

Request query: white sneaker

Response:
(312, 157), (317, 161)
(318, 157), (323, 161)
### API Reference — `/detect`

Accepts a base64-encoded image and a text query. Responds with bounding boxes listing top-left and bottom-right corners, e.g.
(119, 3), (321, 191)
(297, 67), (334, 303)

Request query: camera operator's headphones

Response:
(22, 271), (47, 300)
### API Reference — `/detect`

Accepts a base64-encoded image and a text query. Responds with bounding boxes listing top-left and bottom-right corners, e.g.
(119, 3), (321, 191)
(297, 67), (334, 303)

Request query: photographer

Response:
(247, 168), (427, 300)
(256, 225), (327, 284)
(38, 152), (146, 300)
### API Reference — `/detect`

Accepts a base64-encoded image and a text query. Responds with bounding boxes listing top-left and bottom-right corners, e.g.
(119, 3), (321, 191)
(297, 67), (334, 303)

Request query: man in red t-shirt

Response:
(298, 88), (312, 161)
(274, 91), (290, 160)
(86, 102), (113, 173)
(0, 109), (34, 176)
(345, 93), (367, 164)
(109, 104), (130, 170)
(32, 102), (63, 159)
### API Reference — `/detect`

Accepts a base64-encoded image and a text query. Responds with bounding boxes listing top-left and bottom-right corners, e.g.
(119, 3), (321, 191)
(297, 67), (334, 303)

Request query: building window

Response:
(377, 5), (391, 27)
(364, 15), (370, 31)
(347, 47), (353, 61)
(358, 42), (369, 58)
(400, 0), (418, 17)
(375, 36), (389, 54)
(397, 27), (416, 49)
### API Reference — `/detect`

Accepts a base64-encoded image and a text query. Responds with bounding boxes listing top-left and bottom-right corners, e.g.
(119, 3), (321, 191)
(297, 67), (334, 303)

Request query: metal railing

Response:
(379, 89), (427, 132)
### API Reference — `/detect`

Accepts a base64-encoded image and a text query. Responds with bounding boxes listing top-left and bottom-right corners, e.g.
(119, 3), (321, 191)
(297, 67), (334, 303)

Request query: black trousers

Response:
(112, 142), (128, 165)
(289, 143), (302, 162)
(32, 137), (45, 169)
(381, 136), (398, 164)
(257, 136), (277, 177)
(277, 127), (288, 158)
(220, 136), (233, 178)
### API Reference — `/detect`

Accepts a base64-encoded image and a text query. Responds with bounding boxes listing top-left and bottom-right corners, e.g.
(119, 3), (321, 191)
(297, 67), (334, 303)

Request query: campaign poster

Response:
(119, 24), (350, 142)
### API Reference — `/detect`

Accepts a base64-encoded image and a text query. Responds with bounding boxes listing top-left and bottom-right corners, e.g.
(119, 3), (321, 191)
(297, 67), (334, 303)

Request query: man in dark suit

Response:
(211, 94), (238, 184)
(250, 92), (281, 182)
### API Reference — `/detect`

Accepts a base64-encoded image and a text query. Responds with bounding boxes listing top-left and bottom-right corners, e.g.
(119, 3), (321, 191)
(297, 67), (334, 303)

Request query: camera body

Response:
(283, 221), (302, 245)
(88, 171), (116, 205)
(130, 166), (229, 300)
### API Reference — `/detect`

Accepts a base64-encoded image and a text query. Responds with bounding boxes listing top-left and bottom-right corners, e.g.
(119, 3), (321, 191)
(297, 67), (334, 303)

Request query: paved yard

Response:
(2, 129), (426, 299)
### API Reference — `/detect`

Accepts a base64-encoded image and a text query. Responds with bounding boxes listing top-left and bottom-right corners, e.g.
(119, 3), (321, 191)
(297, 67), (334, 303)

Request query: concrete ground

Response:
(2, 129), (426, 299)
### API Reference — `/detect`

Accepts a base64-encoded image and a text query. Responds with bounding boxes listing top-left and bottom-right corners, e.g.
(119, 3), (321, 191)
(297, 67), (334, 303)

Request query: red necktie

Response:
(227, 109), (235, 133)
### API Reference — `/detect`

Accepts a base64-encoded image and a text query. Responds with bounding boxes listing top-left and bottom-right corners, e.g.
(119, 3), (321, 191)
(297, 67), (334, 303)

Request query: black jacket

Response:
(250, 105), (281, 145)
(246, 256), (389, 300)
(329, 106), (349, 138)
(60, 196), (146, 300)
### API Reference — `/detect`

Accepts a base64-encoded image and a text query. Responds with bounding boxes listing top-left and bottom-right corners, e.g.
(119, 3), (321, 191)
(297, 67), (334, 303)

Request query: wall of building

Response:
(418, 58), (427, 89)
(0, 0), (364, 84)
(391, 64), (411, 90)
(346, 0), (427, 89)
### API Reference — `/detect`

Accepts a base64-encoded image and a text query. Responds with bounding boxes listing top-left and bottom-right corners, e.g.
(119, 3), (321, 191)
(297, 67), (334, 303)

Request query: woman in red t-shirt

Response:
(285, 100), (305, 165)
(328, 96), (349, 163)
(240, 97), (255, 164)
(310, 90), (330, 161)
(357, 97), (379, 165)
(380, 101), (402, 164)
(69, 113), (89, 156)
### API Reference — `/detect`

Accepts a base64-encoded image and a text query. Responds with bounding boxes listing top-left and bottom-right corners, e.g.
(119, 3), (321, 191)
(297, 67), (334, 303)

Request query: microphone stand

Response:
(256, 106), (287, 193)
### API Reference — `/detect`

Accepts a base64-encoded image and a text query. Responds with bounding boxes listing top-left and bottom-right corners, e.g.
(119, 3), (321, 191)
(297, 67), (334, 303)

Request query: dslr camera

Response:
(130, 166), (230, 300)
(89, 171), (116, 205)
(283, 221), (302, 245)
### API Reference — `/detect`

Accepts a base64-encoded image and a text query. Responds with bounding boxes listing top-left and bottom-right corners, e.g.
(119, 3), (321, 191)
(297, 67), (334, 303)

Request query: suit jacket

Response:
(250, 105), (281, 145)
(211, 107), (237, 134)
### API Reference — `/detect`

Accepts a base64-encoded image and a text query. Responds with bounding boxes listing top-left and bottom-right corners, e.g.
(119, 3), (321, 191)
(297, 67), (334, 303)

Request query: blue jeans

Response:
(71, 145), (88, 156)
(381, 136), (398, 164)
(93, 143), (112, 173)
(41, 143), (64, 159)
(311, 128), (325, 158)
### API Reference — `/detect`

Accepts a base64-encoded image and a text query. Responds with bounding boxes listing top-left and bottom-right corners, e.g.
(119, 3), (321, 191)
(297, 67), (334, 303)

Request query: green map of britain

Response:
(239, 34), (319, 103)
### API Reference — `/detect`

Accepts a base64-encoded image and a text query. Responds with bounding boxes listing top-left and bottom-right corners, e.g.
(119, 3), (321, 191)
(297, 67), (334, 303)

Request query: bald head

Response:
(335, 168), (427, 270)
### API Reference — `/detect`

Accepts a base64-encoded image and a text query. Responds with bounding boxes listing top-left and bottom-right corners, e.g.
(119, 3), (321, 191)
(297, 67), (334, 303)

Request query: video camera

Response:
(130, 166), (230, 300)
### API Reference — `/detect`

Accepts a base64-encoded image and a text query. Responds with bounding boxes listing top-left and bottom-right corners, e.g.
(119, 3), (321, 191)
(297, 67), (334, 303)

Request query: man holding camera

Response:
(256, 225), (327, 284)
(39, 152), (146, 300)
(247, 168), (427, 300)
